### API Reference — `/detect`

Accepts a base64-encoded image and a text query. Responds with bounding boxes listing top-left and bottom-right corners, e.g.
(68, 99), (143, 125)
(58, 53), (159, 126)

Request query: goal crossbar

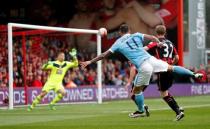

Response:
(7, 23), (103, 109)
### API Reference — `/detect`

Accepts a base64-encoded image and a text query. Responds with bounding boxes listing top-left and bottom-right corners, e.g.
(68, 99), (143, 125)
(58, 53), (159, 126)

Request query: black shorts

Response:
(157, 72), (173, 91)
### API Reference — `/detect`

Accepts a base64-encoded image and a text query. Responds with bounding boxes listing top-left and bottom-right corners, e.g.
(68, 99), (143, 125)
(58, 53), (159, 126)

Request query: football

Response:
(99, 28), (107, 36)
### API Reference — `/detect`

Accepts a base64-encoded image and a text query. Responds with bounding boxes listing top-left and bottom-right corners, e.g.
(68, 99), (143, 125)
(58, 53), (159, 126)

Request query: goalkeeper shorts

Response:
(42, 83), (65, 93)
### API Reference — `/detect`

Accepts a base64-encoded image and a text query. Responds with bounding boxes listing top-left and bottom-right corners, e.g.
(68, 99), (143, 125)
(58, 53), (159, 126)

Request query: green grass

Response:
(0, 95), (210, 129)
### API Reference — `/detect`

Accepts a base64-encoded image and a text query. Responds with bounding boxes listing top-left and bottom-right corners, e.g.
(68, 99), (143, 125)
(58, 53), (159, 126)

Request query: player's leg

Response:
(158, 72), (184, 121)
(28, 91), (48, 111)
(28, 83), (53, 111)
(158, 72), (181, 115)
(168, 65), (203, 79)
(161, 91), (181, 115)
(129, 86), (146, 118)
(133, 87), (145, 112)
(129, 61), (152, 118)
(130, 83), (137, 105)
(149, 57), (185, 120)
(130, 83), (149, 117)
(162, 91), (184, 121)
(149, 56), (203, 79)
(49, 85), (66, 110)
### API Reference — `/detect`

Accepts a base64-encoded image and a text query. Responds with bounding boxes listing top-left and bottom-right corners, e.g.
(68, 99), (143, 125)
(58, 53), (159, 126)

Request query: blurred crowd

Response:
(0, 0), (210, 88)
(0, 34), (210, 89)
(23, 0), (180, 51)
(0, 34), (131, 88)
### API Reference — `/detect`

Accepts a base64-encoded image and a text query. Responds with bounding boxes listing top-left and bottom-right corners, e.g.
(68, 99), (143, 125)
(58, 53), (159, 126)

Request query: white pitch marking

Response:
(121, 104), (210, 113)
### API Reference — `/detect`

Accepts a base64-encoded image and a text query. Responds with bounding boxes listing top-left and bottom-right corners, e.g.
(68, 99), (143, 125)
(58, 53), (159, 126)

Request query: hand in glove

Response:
(69, 48), (77, 58)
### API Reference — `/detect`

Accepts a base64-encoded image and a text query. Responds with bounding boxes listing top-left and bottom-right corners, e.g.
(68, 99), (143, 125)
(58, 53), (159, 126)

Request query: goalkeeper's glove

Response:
(69, 48), (77, 58)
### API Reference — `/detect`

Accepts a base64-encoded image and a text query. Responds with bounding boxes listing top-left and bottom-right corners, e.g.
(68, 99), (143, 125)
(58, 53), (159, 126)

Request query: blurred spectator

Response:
(28, 2), (58, 26)
(195, 64), (207, 83)
(127, 0), (178, 44)
(1, 78), (8, 88)
(97, 0), (152, 50)
(1, 32), (207, 89)
(17, 78), (23, 87)
(68, 0), (97, 53)
(206, 66), (210, 83)
(0, 0), (208, 89)
(86, 69), (97, 85)
(127, 0), (177, 29)
(113, 75), (125, 86)
(65, 77), (77, 88)
(73, 71), (86, 85)
(13, 78), (18, 87)
(32, 75), (43, 87)
(13, 66), (21, 79)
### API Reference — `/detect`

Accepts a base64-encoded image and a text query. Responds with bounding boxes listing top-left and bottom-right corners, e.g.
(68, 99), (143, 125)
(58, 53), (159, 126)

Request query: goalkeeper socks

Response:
(31, 95), (42, 108)
(50, 93), (63, 105)
(163, 93), (180, 115)
(135, 92), (144, 112)
(173, 66), (194, 77)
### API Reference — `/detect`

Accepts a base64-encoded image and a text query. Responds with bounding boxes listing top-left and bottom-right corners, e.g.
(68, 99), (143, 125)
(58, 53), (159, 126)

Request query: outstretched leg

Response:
(49, 86), (66, 110)
(168, 65), (203, 79)
(28, 91), (47, 111)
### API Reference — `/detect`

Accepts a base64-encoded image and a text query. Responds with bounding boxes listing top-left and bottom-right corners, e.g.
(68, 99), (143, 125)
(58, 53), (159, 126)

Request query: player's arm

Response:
(172, 47), (179, 65)
(172, 55), (179, 65)
(80, 50), (112, 69)
(67, 57), (78, 68)
(42, 61), (53, 70)
(143, 35), (164, 50)
(68, 48), (79, 68)
(80, 40), (119, 69)
(144, 42), (158, 51)
(125, 64), (136, 90)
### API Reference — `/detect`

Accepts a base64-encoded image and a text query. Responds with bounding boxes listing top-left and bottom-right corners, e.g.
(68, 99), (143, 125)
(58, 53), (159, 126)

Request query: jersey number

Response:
(126, 38), (139, 49)
(163, 43), (173, 58)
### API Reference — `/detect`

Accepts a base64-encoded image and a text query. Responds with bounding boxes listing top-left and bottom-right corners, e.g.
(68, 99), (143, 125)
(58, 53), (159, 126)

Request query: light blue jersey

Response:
(109, 33), (151, 69)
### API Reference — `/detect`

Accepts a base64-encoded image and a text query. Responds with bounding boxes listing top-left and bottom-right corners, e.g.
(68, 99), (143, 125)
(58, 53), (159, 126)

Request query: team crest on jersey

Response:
(56, 69), (63, 74)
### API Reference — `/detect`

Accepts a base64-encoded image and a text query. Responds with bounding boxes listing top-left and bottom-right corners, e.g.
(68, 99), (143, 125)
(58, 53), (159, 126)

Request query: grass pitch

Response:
(0, 95), (210, 129)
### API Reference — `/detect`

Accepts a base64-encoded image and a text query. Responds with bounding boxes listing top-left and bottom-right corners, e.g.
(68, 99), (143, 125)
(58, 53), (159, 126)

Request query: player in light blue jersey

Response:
(110, 32), (151, 69)
(80, 24), (203, 118)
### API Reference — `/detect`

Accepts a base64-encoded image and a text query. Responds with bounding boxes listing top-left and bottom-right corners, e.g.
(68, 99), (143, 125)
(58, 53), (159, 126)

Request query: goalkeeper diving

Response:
(28, 48), (78, 111)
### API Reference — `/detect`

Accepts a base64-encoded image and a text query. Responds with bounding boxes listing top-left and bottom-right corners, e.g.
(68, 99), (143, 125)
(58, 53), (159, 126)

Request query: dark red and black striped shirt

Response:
(147, 38), (178, 65)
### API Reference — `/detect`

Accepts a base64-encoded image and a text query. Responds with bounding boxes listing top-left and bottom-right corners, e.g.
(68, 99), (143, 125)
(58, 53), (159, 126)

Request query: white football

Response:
(99, 28), (107, 36)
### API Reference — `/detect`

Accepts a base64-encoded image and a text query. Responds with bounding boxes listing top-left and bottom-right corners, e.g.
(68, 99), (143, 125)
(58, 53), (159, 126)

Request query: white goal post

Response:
(7, 23), (103, 109)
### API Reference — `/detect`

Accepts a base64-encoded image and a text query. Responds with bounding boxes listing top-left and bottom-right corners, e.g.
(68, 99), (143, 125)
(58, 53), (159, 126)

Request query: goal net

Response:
(7, 23), (102, 109)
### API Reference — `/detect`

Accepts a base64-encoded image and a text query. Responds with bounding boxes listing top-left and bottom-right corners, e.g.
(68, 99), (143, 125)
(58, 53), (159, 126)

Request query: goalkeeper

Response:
(28, 48), (78, 111)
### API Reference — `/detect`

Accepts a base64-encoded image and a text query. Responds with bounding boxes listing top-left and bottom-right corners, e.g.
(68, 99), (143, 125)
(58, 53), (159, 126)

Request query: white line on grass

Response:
(121, 104), (210, 113)
(0, 103), (210, 126)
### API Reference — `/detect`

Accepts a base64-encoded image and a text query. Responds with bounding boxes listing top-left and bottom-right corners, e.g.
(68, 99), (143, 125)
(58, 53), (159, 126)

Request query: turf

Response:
(0, 95), (210, 129)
